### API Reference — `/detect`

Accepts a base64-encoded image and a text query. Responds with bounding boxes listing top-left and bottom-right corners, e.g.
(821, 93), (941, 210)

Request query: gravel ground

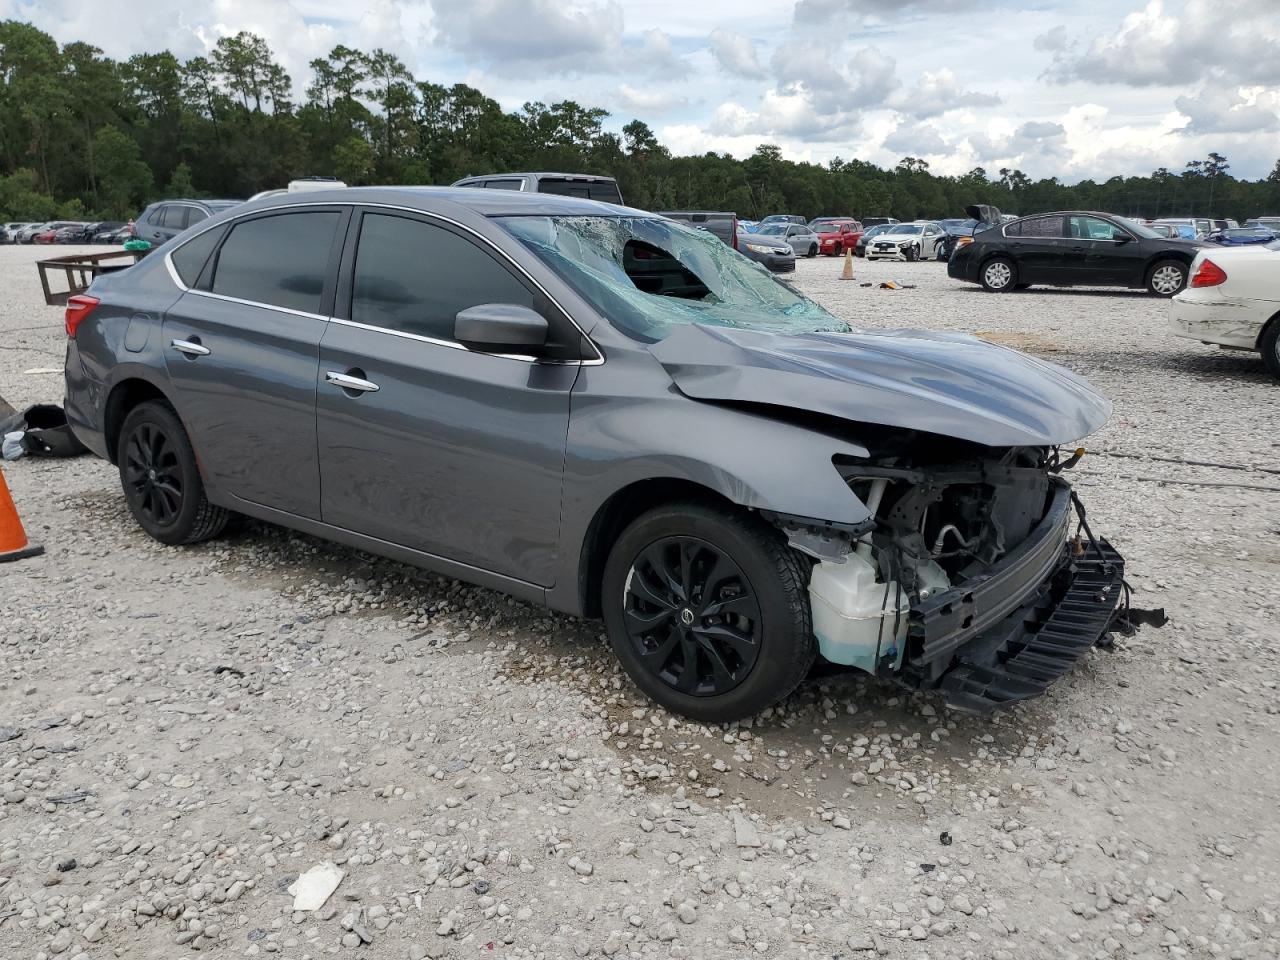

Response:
(1, 244), (1278, 960)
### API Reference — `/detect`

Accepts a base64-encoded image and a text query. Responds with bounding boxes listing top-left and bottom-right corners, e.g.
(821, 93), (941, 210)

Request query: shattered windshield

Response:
(497, 215), (850, 342)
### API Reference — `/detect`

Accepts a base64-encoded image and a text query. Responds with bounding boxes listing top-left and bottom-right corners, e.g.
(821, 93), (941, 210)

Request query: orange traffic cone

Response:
(839, 247), (854, 280)
(0, 465), (44, 563)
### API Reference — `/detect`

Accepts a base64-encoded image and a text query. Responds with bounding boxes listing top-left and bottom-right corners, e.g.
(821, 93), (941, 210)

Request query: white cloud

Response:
(882, 119), (950, 155)
(890, 69), (1001, 119)
(708, 28), (767, 80)
(615, 84), (690, 114)
(1044, 0), (1280, 87)
(1174, 84), (1280, 135)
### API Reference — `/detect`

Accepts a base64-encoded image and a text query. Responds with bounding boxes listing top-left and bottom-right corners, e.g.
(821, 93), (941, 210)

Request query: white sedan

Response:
(864, 222), (946, 261)
(1170, 240), (1280, 379)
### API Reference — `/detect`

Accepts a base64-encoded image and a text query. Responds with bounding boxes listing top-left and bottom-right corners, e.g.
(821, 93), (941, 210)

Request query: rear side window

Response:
(212, 212), (339, 314)
(484, 179), (523, 190)
(170, 227), (223, 287)
(537, 178), (623, 205)
(351, 213), (533, 343)
(187, 208), (208, 226)
(1007, 216), (1065, 239)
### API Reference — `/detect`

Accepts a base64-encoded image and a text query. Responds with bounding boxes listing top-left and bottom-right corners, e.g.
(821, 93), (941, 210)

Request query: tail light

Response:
(127, 220), (136, 237)
(1190, 258), (1227, 288)
(731, 216), (739, 250)
(64, 294), (100, 338)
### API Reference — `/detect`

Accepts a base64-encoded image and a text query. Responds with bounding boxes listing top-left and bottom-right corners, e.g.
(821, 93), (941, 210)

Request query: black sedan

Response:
(948, 211), (1202, 296)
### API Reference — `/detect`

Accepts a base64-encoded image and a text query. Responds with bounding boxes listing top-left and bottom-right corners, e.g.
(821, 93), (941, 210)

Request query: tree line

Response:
(3, 20), (1279, 224)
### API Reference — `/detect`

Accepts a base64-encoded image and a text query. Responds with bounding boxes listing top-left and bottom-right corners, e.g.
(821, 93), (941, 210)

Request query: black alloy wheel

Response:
(622, 536), (763, 697)
(123, 422), (183, 526)
(602, 502), (816, 722)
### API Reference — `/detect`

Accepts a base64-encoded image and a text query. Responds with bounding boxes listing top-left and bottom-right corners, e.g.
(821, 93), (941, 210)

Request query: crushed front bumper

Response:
(905, 482), (1126, 712)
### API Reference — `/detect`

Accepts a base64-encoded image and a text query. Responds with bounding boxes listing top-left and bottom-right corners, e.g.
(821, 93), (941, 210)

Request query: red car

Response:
(814, 219), (864, 256)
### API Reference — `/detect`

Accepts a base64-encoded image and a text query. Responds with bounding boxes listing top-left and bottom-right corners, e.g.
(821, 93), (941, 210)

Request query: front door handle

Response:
(325, 371), (380, 393)
(171, 338), (210, 357)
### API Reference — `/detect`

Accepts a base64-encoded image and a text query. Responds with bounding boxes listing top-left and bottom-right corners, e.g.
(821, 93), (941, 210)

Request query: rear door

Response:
(1004, 215), (1069, 282)
(161, 207), (346, 519)
(315, 208), (583, 585)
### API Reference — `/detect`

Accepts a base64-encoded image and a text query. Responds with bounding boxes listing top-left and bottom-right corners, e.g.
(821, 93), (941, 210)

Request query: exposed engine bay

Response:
(778, 439), (1124, 710)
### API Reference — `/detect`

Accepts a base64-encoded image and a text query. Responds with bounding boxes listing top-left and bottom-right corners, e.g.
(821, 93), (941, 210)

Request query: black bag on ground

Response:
(0, 403), (89, 458)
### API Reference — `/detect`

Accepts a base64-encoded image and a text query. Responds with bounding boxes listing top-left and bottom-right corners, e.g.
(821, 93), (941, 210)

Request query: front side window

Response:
(212, 212), (339, 314)
(498, 215), (848, 343)
(1071, 216), (1126, 241)
(351, 213), (535, 343)
(186, 208), (208, 226)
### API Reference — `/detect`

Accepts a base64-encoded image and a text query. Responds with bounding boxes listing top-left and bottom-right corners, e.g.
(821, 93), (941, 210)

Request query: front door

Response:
(161, 208), (346, 519)
(1068, 215), (1144, 284)
(316, 209), (581, 586)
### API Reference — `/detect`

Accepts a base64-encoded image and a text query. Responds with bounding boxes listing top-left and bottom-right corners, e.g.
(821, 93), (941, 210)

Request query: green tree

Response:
(92, 125), (153, 216)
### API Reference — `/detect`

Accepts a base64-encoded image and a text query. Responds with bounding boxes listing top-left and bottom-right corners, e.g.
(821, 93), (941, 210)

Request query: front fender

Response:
(549, 385), (871, 614)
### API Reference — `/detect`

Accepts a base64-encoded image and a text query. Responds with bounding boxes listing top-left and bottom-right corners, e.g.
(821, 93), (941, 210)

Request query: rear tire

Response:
(118, 401), (229, 546)
(1147, 259), (1188, 297)
(980, 256), (1016, 292)
(601, 502), (815, 722)
(1260, 319), (1280, 380)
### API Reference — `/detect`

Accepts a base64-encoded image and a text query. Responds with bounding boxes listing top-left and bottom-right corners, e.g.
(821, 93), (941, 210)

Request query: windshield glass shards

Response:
(497, 215), (850, 342)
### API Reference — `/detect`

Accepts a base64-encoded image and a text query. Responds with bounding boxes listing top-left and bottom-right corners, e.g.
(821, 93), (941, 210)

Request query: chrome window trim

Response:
(162, 199), (605, 366)
(327, 316), (594, 366)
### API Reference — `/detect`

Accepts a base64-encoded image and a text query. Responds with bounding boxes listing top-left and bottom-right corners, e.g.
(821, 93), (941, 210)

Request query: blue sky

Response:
(7, 0), (1280, 181)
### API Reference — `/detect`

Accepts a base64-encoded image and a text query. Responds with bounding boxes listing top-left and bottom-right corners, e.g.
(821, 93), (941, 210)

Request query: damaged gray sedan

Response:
(64, 187), (1126, 721)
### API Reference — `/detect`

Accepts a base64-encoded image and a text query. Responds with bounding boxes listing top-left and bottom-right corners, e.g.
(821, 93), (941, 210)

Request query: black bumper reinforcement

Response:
(933, 539), (1125, 712)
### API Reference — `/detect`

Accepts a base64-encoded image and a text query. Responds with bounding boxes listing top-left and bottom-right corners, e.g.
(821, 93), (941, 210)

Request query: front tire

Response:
(905, 244), (919, 262)
(807, 244), (818, 258)
(1147, 259), (1188, 297)
(118, 401), (229, 546)
(980, 256), (1016, 292)
(601, 502), (816, 722)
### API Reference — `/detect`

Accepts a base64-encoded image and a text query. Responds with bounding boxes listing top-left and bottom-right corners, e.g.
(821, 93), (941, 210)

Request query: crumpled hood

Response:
(648, 324), (1112, 447)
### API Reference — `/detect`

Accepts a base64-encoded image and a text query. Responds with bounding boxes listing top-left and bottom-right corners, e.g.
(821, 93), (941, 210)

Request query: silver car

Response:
(64, 187), (1128, 721)
(755, 222), (820, 257)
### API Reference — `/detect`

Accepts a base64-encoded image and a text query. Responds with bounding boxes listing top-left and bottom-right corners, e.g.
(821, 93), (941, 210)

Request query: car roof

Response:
(239, 185), (649, 219)
(458, 171), (618, 182)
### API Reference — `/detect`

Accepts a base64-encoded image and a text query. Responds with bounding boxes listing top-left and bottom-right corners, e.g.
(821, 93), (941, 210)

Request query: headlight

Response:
(745, 242), (778, 254)
(898, 240), (914, 248)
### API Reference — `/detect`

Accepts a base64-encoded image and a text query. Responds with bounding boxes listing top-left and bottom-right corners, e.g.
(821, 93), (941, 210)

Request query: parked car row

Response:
(4, 221), (117, 244)
(3, 219), (135, 245)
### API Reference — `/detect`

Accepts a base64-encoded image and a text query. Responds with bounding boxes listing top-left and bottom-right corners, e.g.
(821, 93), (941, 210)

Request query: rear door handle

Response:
(325, 371), (380, 393)
(170, 338), (210, 357)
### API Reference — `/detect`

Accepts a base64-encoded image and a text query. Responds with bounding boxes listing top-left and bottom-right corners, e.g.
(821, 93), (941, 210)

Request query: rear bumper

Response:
(907, 482), (1126, 711)
(1170, 291), (1269, 349)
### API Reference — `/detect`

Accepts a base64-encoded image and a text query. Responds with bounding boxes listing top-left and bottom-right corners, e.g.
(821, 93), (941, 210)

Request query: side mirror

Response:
(455, 303), (548, 353)
(1113, 233), (1132, 244)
